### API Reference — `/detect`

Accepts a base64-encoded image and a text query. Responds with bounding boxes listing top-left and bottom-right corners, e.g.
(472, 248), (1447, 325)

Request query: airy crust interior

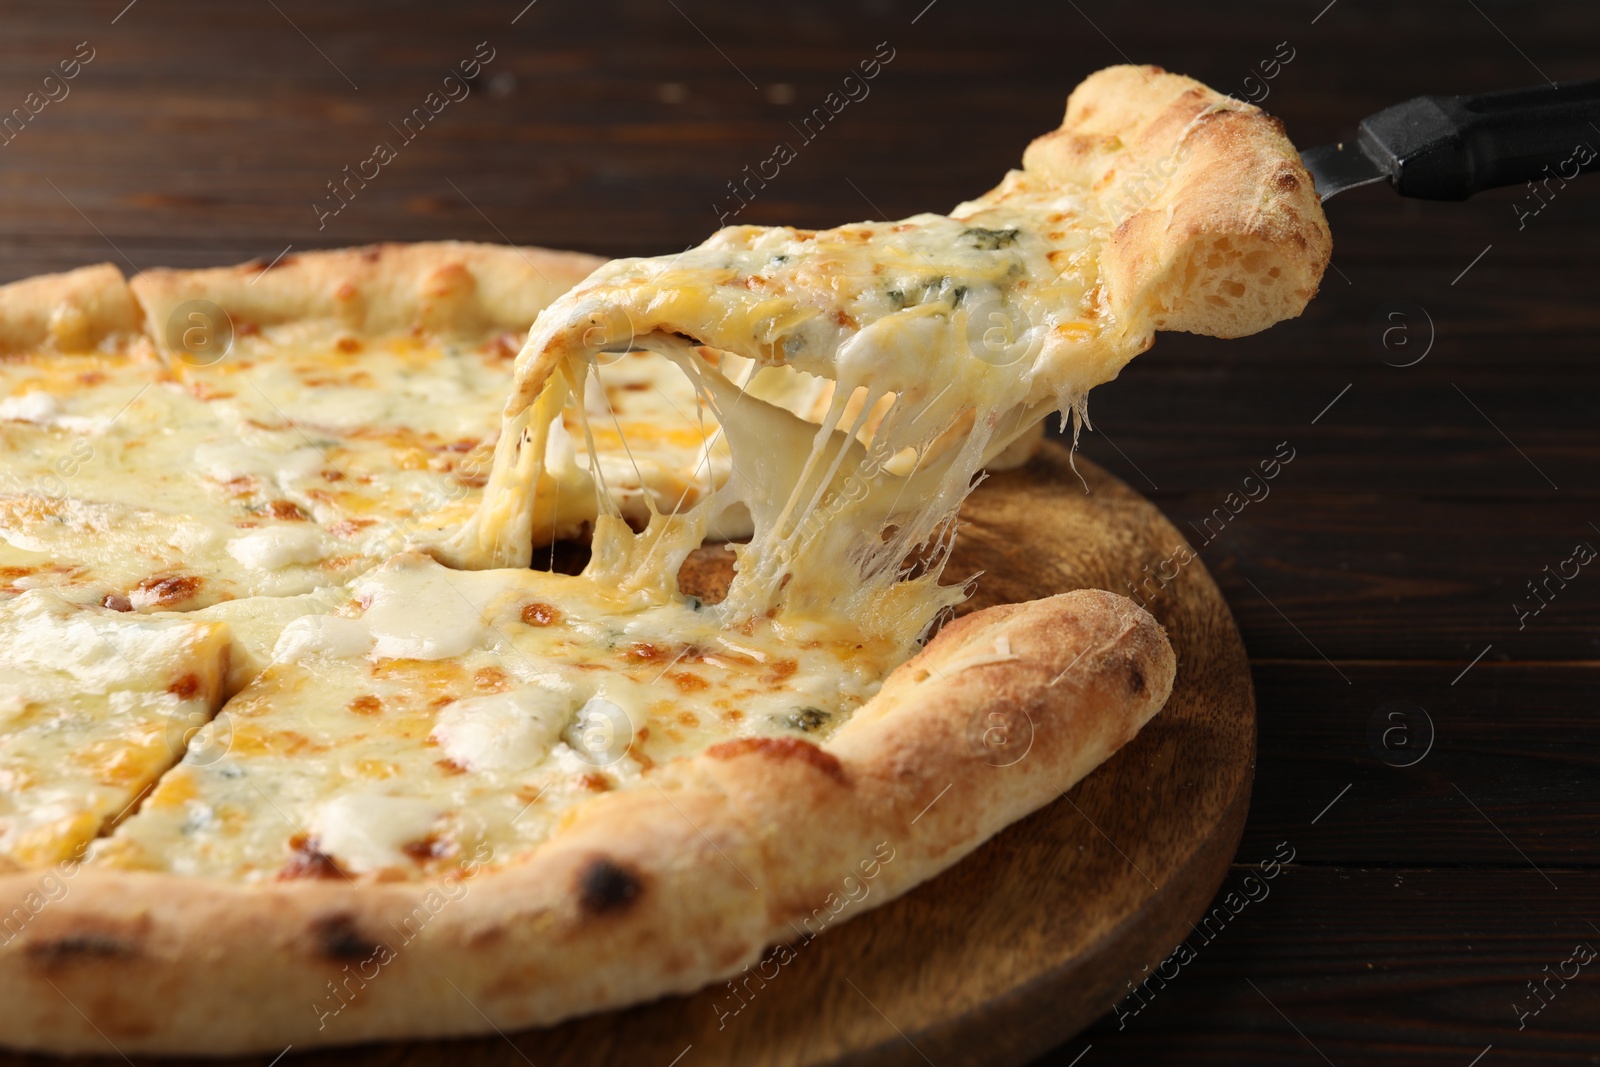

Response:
(966, 64), (1331, 339)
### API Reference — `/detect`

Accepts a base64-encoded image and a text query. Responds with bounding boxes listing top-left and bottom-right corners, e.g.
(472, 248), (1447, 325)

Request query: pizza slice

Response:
(444, 65), (1328, 635)
(0, 590), (229, 870)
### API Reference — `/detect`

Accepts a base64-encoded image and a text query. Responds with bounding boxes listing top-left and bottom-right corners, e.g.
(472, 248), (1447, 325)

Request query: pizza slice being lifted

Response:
(446, 63), (1328, 609)
(0, 66), (1328, 1054)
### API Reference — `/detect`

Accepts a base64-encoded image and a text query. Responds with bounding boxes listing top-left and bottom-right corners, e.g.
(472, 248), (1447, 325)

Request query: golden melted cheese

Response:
(0, 329), (731, 614)
(0, 315), (754, 871)
(9, 173), (1178, 881)
(93, 553), (896, 880)
(453, 184), (1159, 657)
(0, 195), (1173, 882)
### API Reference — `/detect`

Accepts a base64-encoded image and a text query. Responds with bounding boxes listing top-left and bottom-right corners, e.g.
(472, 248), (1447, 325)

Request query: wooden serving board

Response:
(22, 443), (1253, 1067)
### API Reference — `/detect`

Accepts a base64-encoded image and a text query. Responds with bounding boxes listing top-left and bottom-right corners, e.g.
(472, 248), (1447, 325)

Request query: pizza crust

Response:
(0, 263), (144, 355)
(969, 64), (1331, 339)
(130, 240), (606, 350)
(0, 588), (1172, 1054)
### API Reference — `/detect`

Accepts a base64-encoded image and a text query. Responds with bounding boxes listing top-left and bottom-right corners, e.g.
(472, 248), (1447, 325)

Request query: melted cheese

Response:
(272, 613), (376, 664)
(4, 92), (1270, 883)
(169, 588), (348, 696)
(4, 199), (1163, 881)
(430, 685), (573, 771)
(0, 315), (765, 868)
(441, 154), (1195, 661)
(225, 526), (329, 571)
(355, 561), (500, 661)
(92, 552), (899, 880)
(81, 149), (1174, 882)
(308, 792), (443, 875)
(0, 333), (739, 614)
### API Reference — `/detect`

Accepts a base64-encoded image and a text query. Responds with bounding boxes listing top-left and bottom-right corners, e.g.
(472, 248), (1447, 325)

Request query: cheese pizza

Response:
(0, 66), (1328, 1053)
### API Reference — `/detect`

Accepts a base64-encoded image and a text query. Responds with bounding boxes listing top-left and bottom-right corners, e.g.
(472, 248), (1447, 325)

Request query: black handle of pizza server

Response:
(1358, 78), (1600, 199)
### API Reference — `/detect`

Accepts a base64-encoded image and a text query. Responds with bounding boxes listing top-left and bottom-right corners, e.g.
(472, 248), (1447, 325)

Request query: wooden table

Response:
(1, 1), (1595, 1062)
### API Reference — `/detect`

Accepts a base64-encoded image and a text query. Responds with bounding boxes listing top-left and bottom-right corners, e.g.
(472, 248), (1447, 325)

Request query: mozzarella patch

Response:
(431, 685), (574, 771)
(310, 792), (442, 874)
(356, 558), (501, 661)
(226, 526), (327, 571)
(272, 614), (375, 663)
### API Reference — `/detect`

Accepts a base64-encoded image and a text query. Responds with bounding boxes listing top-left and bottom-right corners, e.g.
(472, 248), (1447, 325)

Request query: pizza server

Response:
(1300, 78), (1600, 202)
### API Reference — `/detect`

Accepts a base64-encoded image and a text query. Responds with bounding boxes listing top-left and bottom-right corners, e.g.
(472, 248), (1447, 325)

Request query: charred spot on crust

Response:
(577, 857), (642, 916)
(1128, 663), (1147, 696)
(25, 934), (137, 969)
(268, 500), (309, 521)
(312, 913), (382, 962)
(101, 593), (133, 612)
(705, 736), (845, 783)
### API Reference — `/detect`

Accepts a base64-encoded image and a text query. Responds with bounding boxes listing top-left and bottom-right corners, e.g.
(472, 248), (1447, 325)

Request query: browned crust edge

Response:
(982, 64), (1331, 340)
(0, 244), (607, 361)
(0, 588), (1173, 1054)
(0, 263), (144, 355)
(129, 241), (607, 351)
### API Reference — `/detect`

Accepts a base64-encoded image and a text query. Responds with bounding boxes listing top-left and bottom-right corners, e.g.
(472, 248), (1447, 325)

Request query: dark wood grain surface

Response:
(0, 1), (1595, 1062)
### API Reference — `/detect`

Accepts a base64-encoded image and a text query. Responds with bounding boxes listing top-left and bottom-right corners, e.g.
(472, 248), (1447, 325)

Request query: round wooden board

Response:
(8, 443), (1253, 1067)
